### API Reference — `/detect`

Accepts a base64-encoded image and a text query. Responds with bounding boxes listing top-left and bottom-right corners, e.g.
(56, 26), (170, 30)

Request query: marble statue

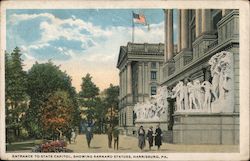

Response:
(171, 51), (234, 113)
(201, 81), (212, 112)
(187, 81), (198, 110)
(171, 81), (185, 111)
(134, 86), (168, 122)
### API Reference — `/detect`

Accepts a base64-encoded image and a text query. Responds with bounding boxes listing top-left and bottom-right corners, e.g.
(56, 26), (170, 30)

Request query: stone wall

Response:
(173, 113), (239, 144)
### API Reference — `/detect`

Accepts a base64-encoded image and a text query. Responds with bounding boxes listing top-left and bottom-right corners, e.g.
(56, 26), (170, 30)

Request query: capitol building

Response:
(117, 9), (239, 145)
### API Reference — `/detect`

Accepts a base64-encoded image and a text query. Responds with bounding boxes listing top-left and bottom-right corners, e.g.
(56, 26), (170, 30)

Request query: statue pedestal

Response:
(172, 112), (239, 144)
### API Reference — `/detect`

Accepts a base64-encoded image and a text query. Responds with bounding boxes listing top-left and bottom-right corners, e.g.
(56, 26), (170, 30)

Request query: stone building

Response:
(116, 42), (165, 135)
(117, 9), (239, 145)
(163, 9), (239, 144)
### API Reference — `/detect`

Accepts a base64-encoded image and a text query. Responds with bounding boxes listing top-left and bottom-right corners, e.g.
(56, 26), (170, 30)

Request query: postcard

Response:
(0, 0), (249, 160)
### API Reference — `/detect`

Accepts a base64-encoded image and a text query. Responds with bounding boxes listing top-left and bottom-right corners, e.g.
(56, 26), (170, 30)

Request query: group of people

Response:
(64, 128), (77, 144)
(138, 124), (163, 151)
(83, 121), (163, 151)
(107, 125), (120, 150)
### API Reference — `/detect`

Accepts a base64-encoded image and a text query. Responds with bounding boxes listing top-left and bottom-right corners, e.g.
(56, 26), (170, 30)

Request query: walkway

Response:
(67, 134), (239, 153)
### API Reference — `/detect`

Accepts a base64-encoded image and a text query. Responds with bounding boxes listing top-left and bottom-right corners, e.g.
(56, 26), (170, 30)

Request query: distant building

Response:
(116, 43), (165, 134)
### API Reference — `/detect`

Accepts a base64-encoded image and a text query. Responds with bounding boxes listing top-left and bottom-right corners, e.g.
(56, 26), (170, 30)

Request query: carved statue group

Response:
(134, 51), (234, 119)
(171, 51), (233, 113)
(134, 86), (168, 121)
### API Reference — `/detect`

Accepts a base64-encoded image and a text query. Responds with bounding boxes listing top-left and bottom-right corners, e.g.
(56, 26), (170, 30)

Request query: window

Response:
(151, 86), (157, 95)
(151, 71), (157, 80)
(151, 62), (156, 69)
(133, 111), (136, 125)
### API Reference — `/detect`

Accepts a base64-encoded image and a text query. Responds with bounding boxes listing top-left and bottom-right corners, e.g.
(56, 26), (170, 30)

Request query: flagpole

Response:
(132, 12), (135, 43)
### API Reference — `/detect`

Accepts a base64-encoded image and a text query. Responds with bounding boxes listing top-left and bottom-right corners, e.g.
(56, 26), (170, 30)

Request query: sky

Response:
(6, 9), (178, 92)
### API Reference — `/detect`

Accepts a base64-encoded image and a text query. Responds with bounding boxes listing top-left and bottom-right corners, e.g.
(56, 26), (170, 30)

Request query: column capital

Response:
(127, 61), (132, 65)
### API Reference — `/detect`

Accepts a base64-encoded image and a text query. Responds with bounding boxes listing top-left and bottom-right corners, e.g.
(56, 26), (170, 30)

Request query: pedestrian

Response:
(155, 124), (163, 150)
(65, 128), (72, 144)
(107, 125), (113, 148)
(138, 125), (145, 151)
(113, 126), (119, 150)
(85, 120), (94, 148)
(146, 126), (154, 150)
(86, 126), (93, 148)
(71, 128), (76, 143)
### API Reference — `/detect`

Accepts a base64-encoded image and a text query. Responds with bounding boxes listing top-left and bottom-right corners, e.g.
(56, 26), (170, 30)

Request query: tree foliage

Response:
(79, 73), (99, 120)
(103, 84), (119, 127)
(79, 73), (99, 99)
(25, 61), (80, 138)
(41, 90), (75, 137)
(5, 47), (28, 141)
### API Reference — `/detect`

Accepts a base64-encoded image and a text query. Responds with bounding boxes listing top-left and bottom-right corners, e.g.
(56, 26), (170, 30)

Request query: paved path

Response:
(67, 134), (239, 153)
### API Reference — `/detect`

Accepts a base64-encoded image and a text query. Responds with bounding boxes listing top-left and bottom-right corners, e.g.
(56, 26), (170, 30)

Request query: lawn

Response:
(6, 140), (42, 152)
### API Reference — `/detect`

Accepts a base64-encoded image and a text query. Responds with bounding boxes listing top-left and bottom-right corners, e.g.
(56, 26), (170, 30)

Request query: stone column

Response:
(144, 63), (148, 94)
(222, 9), (226, 16)
(201, 9), (212, 33)
(156, 62), (160, 81)
(119, 71), (122, 98)
(177, 10), (182, 52)
(222, 9), (231, 17)
(122, 68), (125, 97)
(127, 62), (132, 95)
(138, 64), (142, 96)
(125, 66), (127, 96)
(195, 9), (201, 37)
(142, 62), (145, 96)
(167, 9), (174, 60)
(181, 9), (189, 49)
(120, 70), (123, 98)
(164, 9), (168, 62)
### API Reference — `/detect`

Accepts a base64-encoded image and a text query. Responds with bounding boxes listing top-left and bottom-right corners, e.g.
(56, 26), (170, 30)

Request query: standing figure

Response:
(201, 81), (212, 112)
(172, 81), (185, 111)
(154, 124), (162, 150)
(113, 126), (120, 150)
(193, 80), (203, 110)
(107, 125), (113, 148)
(71, 128), (76, 143)
(65, 128), (72, 144)
(146, 126), (154, 150)
(210, 57), (221, 101)
(85, 120), (94, 148)
(138, 126), (146, 151)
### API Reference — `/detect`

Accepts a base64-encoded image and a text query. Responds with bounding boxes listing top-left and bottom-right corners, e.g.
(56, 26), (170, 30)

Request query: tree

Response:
(25, 61), (80, 138)
(103, 84), (119, 127)
(41, 90), (75, 139)
(5, 47), (28, 141)
(79, 73), (99, 99)
(79, 73), (99, 120)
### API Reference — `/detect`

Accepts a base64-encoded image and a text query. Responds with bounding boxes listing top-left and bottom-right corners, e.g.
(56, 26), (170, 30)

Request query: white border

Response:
(0, 0), (249, 160)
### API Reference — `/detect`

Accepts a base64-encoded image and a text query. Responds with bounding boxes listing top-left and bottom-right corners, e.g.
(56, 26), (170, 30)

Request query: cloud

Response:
(7, 12), (164, 91)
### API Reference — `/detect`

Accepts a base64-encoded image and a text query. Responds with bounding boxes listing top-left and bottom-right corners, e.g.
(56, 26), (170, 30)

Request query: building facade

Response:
(117, 9), (239, 145)
(163, 9), (239, 144)
(116, 43), (165, 135)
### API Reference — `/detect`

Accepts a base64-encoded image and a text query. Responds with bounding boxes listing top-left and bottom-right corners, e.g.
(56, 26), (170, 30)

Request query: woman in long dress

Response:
(146, 126), (154, 150)
(138, 126), (145, 151)
(155, 125), (162, 150)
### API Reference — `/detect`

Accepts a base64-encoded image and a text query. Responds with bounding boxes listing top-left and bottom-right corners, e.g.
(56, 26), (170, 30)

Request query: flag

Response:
(133, 12), (146, 25)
